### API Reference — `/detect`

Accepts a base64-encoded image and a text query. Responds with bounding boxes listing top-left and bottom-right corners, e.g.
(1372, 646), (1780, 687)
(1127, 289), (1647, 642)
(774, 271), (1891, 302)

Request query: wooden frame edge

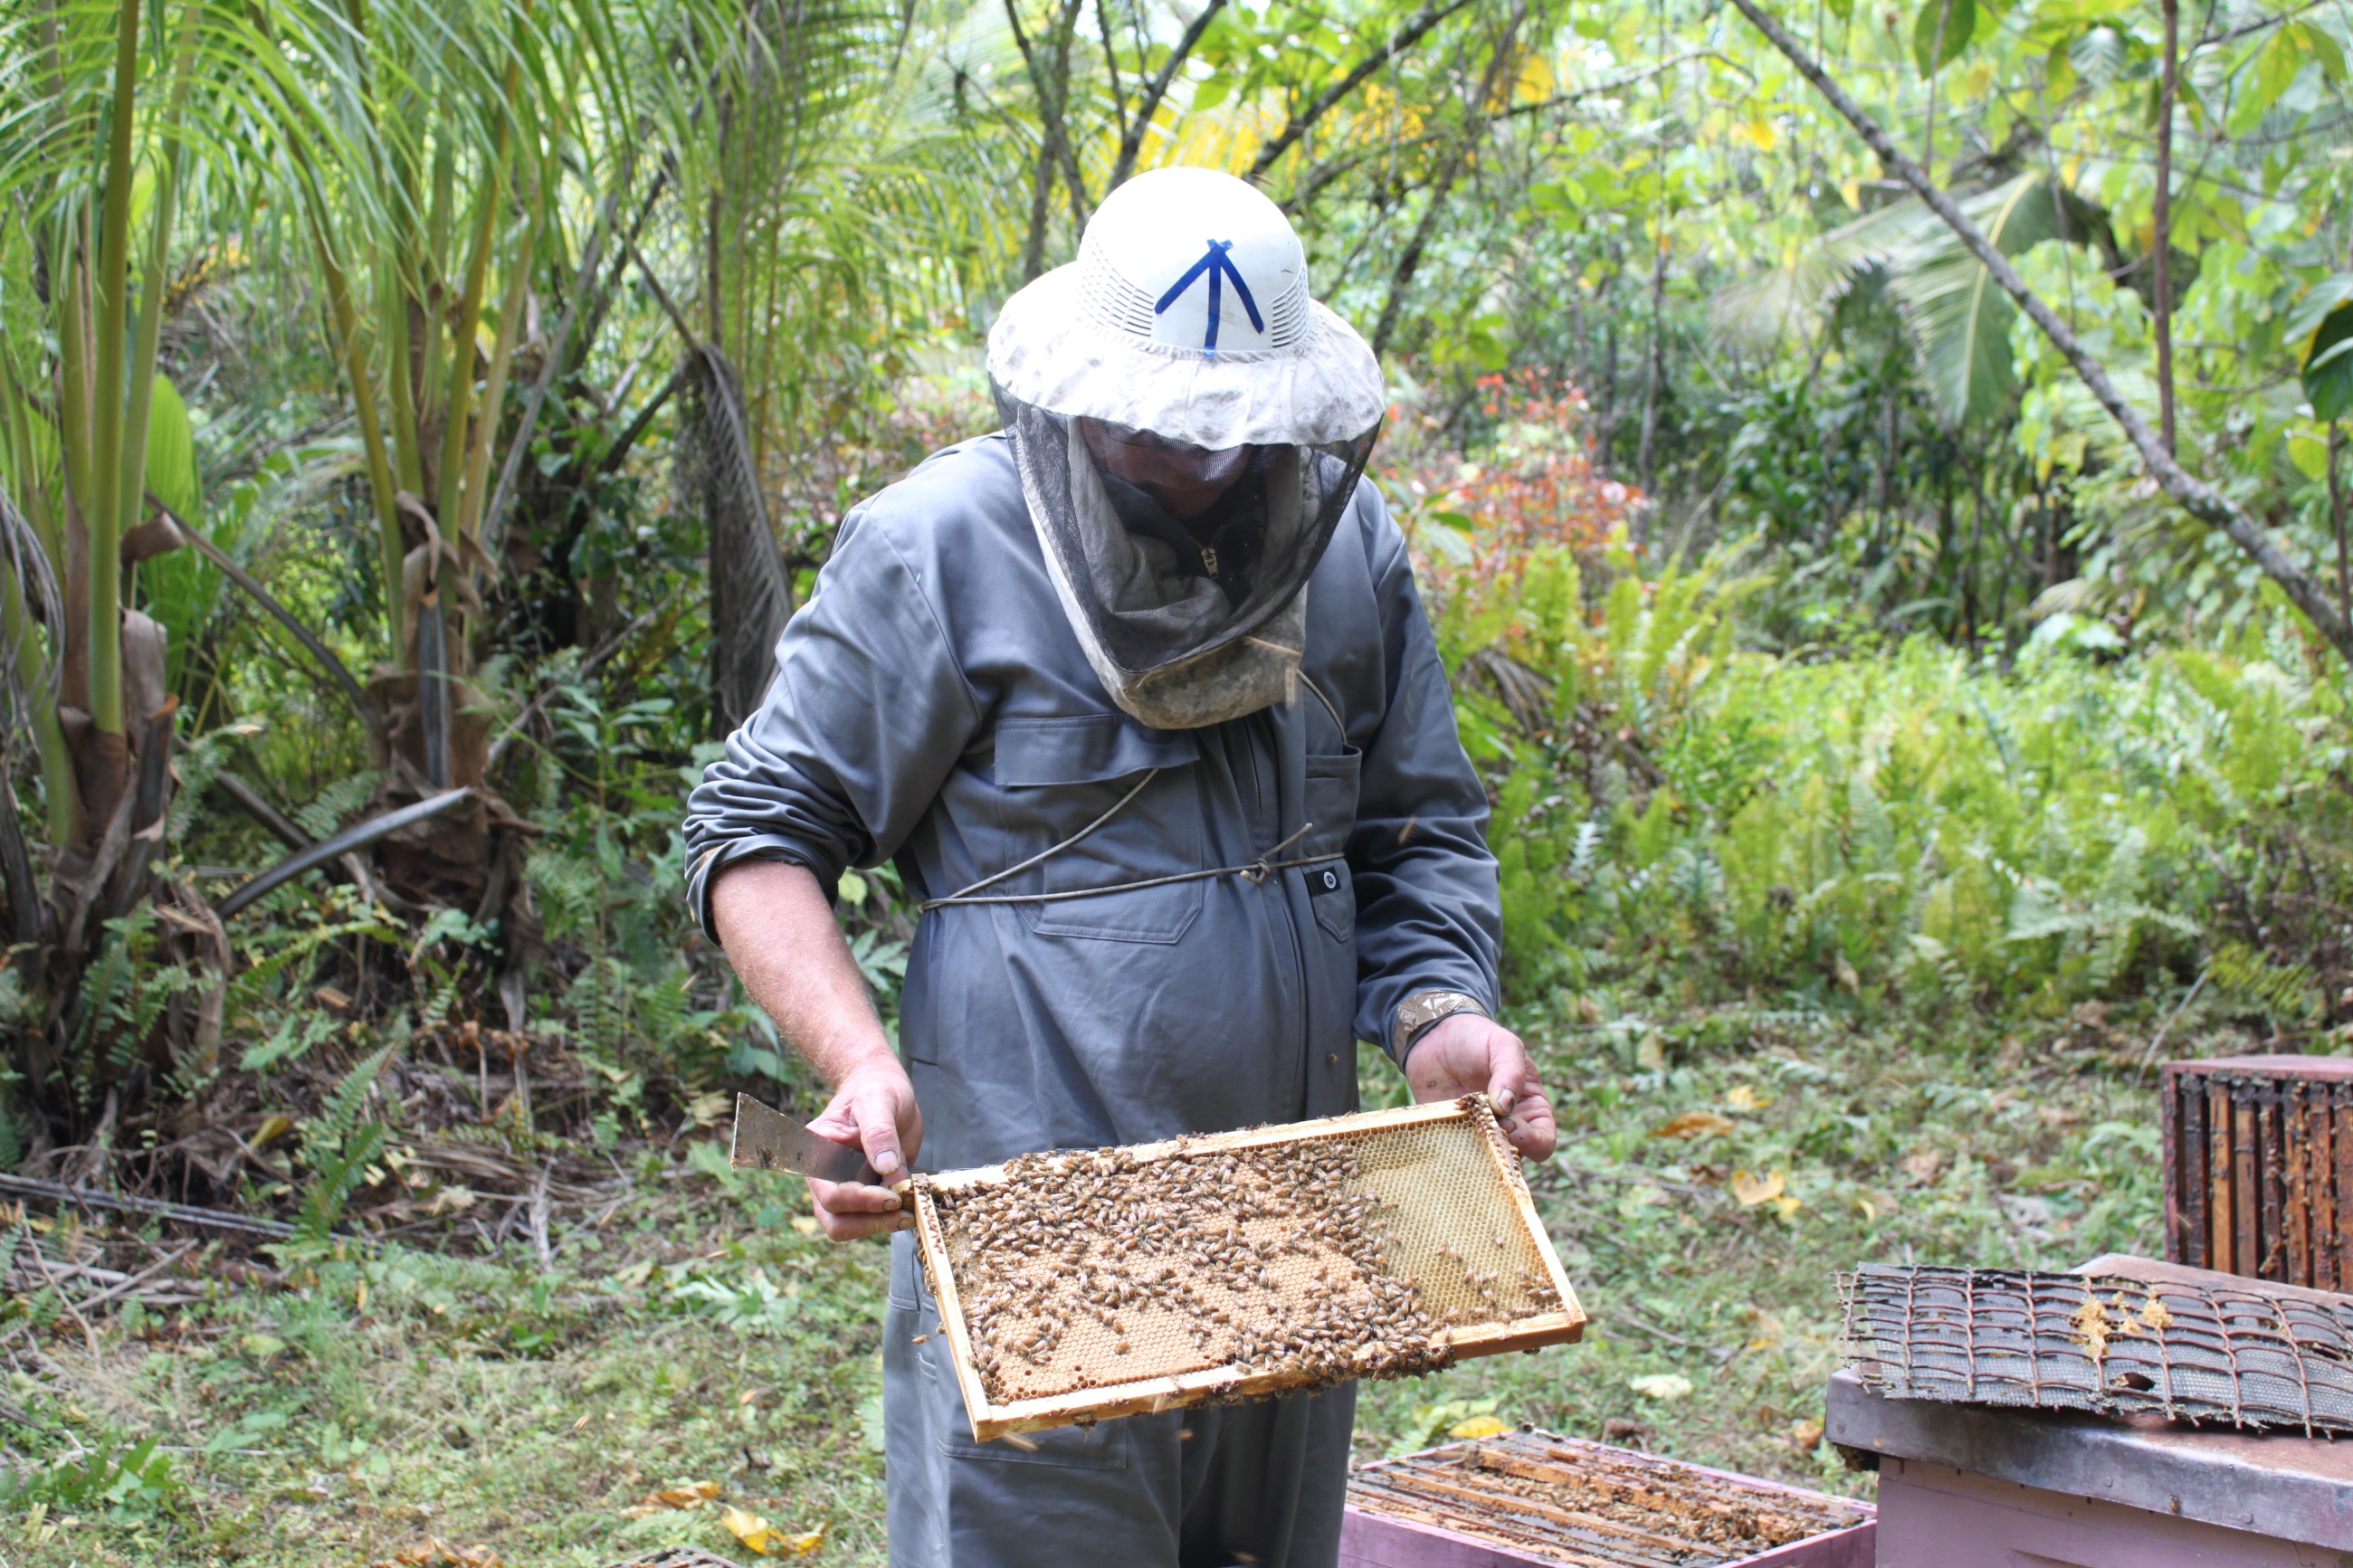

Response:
(912, 1186), (998, 1442)
(1471, 1095), (1589, 1336)
(919, 1098), (1481, 1194)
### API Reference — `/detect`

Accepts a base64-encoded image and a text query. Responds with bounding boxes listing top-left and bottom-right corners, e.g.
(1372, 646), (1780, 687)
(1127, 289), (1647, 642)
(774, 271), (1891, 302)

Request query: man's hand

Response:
(711, 859), (924, 1242)
(1404, 1012), (1557, 1160)
(805, 1060), (924, 1240)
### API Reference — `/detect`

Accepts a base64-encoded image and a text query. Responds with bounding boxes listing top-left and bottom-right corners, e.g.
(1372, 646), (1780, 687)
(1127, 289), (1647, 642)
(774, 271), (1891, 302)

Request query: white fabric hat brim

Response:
(987, 261), (1386, 450)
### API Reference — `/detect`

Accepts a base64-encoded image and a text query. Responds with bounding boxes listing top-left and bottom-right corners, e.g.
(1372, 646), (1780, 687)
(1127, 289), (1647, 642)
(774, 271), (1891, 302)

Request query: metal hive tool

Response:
(1842, 1262), (2353, 1436)
(1347, 1428), (1874, 1568)
(910, 1096), (1586, 1441)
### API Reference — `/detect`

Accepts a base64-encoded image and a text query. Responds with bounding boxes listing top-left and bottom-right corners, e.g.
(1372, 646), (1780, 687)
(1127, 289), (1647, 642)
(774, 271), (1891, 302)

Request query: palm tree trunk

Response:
(84, 0), (144, 750)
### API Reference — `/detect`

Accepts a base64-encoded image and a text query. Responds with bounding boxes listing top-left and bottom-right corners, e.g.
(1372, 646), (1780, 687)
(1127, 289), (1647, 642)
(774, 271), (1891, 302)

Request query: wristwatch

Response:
(1394, 989), (1489, 1062)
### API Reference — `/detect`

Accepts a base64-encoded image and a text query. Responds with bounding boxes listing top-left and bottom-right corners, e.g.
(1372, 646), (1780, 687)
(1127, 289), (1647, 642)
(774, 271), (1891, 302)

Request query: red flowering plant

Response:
(1376, 371), (1751, 991)
(1378, 366), (1643, 596)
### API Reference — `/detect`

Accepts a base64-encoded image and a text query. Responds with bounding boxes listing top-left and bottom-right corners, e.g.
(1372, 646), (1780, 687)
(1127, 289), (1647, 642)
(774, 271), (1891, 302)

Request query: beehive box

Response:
(910, 1096), (1585, 1440)
(1344, 1430), (1876, 1568)
(2159, 1054), (2353, 1288)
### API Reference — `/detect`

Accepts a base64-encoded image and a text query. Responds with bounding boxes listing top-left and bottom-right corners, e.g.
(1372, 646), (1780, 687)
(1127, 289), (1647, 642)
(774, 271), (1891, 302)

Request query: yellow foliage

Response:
(1651, 1110), (1737, 1138)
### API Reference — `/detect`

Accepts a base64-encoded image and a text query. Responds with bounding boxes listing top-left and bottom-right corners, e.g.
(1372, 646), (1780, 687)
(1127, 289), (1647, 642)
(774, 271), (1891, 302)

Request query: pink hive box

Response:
(1341, 1428), (1876, 1567)
(1829, 1257), (2353, 1567)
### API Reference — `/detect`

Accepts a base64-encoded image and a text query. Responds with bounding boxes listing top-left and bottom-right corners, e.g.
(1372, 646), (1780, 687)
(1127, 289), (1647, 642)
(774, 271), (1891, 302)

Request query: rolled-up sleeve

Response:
(1344, 491), (1502, 1059)
(682, 504), (981, 940)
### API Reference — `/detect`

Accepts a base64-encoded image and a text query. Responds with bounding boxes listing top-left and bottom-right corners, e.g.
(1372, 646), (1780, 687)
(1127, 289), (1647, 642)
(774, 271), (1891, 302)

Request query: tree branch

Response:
(481, 165), (643, 560)
(155, 501), (386, 745)
(1723, 0), (2353, 662)
(1371, 146), (1466, 356)
(216, 788), (471, 920)
(1107, 0), (1230, 192)
(598, 366), (684, 478)
(1246, 0), (1477, 183)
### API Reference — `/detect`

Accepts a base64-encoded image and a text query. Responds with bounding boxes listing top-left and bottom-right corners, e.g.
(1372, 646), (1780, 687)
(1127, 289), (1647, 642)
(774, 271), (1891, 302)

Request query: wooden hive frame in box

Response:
(2160, 1054), (2353, 1289)
(910, 1096), (1586, 1441)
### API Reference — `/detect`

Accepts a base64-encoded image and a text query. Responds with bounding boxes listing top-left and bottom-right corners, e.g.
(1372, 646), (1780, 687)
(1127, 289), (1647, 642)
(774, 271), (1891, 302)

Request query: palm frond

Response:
(1710, 175), (2080, 427)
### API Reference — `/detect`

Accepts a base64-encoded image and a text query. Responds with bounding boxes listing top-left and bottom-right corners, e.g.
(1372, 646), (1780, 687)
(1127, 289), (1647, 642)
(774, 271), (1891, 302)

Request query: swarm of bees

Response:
(928, 1135), (1496, 1404)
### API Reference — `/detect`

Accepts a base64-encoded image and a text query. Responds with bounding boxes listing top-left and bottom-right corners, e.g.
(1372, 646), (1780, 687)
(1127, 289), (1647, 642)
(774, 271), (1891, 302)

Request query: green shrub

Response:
(1433, 540), (2350, 1023)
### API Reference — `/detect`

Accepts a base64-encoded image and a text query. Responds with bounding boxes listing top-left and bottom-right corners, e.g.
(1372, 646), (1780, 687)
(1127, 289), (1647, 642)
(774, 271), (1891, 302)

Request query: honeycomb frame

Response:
(910, 1095), (1586, 1441)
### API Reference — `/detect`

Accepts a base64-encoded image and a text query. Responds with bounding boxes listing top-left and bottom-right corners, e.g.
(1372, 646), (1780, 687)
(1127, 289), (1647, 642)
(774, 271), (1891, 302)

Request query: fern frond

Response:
(310, 1044), (396, 1148)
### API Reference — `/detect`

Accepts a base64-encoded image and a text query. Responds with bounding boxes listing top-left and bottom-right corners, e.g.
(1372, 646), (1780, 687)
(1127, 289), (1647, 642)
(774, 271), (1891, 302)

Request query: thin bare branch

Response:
(1106, 0), (1230, 192)
(1246, 0), (1477, 183)
(154, 499), (386, 745)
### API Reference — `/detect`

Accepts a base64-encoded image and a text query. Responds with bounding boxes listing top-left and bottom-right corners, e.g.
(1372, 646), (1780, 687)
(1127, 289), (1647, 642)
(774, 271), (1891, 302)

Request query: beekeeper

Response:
(683, 166), (1555, 1568)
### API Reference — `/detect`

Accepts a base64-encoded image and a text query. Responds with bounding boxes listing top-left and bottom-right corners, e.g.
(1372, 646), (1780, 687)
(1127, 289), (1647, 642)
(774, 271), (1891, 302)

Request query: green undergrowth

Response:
(3, 1159), (892, 1568)
(4, 985), (2221, 1566)
(1432, 542), (2353, 1026)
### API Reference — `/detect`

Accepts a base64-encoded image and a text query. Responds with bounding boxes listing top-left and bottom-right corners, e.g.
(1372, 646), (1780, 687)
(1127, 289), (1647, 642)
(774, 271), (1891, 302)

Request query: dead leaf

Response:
(1722, 1084), (1774, 1112)
(251, 1114), (295, 1149)
(1899, 1149), (1942, 1183)
(1651, 1111), (1737, 1140)
(1834, 954), (1860, 992)
(722, 1504), (822, 1557)
(1449, 1415), (1509, 1439)
(1790, 1419), (1824, 1451)
(1635, 1031), (1668, 1069)
(722, 1503), (781, 1554)
(383, 1542), (500, 1568)
(2039, 1105), (2082, 1128)
(790, 1215), (822, 1237)
(647, 1480), (720, 1509)
(1729, 1168), (1786, 1207)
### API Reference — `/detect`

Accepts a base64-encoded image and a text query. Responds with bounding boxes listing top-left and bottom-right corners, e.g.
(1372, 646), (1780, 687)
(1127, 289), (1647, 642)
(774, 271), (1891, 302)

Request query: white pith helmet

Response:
(987, 166), (1386, 451)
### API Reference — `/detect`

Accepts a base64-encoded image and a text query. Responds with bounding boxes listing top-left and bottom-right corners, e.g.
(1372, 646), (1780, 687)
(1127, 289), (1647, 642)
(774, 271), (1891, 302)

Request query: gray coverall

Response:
(682, 432), (1501, 1568)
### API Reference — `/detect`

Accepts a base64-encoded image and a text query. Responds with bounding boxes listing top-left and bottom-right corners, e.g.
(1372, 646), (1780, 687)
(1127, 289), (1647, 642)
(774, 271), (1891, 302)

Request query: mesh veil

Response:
(996, 379), (1378, 730)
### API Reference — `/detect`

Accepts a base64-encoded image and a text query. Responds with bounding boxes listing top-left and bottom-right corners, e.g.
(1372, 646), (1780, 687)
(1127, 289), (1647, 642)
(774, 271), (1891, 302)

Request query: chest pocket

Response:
(993, 715), (1205, 944)
(1302, 747), (1361, 943)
